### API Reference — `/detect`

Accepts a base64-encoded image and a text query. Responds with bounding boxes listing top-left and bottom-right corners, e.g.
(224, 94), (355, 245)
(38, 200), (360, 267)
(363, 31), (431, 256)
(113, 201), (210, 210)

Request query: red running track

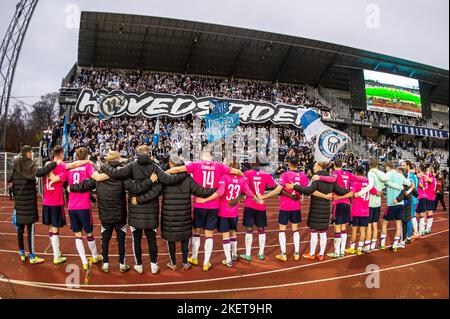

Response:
(0, 196), (448, 299)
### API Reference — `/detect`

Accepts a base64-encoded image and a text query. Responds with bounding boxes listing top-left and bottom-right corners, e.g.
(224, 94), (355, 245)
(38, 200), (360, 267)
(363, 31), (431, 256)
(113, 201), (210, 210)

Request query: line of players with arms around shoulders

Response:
(10, 143), (437, 274)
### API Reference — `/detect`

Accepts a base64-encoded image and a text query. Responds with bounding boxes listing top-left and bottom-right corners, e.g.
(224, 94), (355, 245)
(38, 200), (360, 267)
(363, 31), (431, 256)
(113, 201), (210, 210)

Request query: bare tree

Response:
(29, 92), (59, 136)
(2, 92), (59, 152)
(3, 102), (31, 152)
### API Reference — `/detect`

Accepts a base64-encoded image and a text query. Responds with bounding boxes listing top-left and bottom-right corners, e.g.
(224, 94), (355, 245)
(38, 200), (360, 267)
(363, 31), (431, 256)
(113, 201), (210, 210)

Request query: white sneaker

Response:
(398, 242), (406, 249)
(150, 262), (160, 274)
(101, 262), (110, 273)
(119, 263), (131, 273)
(133, 264), (144, 274)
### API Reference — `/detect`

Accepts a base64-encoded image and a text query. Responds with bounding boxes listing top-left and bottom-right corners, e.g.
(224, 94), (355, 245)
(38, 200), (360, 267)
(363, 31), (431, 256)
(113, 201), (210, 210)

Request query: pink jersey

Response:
(426, 174), (436, 201)
(186, 160), (232, 209)
(216, 174), (255, 218)
(350, 178), (376, 217)
(331, 170), (357, 205)
(244, 169), (276, 211)
(43, 163), (67, 206)
(418, 175), (428, 199)
(278, 170), (308, 211)
(58, 163), (96, 210)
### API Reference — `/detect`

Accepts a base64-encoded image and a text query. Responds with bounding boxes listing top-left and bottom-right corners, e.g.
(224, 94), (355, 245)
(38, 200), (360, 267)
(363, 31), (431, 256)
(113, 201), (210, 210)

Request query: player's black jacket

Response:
(132, 173), (216, 242)
(294, 170), (349, 230)
(69, 161), (128, 225)
(101, 154), (184, 230)
(10, 156), (56, 224)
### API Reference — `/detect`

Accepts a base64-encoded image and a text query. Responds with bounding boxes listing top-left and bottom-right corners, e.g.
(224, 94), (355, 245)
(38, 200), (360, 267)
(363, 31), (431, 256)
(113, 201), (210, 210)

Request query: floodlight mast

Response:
(0, 0), (39, 150)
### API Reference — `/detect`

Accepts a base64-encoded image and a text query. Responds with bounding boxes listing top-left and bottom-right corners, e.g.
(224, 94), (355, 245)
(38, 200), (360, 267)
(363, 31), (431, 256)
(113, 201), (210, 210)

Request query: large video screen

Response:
(364, 70), (422, 117)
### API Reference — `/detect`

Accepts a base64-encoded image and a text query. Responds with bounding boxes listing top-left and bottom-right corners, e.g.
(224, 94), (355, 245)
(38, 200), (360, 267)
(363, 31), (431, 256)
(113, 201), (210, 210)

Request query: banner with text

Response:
(74, 89), (306, 127)
(392, 124), (449, 139)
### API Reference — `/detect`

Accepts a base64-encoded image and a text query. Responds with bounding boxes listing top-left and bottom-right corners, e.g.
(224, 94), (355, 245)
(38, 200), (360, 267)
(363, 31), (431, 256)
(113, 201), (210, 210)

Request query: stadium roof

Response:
(78, 11), (449, 106)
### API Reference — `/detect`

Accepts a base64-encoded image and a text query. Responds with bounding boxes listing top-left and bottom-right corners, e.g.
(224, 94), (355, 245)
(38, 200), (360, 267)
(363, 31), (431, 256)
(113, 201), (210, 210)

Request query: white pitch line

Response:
(0, 209), (290, 216)
(0, 224), (312, 238)
(0, 217), (288, 227)
(0, 212), (447, 240)
(0, 255), (447, 295)
(1, 221), (446, 257)
(0, 229), (447, 289)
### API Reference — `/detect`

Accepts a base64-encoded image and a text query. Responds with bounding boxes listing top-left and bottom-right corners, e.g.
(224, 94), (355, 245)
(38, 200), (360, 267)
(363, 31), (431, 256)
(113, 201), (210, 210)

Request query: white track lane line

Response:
(0, 229), (447, 289)
(0, 217), (284, 226)
(0, 220), (447, 257)
(0, 254), (447, 295)
(0, 211), (447, 240)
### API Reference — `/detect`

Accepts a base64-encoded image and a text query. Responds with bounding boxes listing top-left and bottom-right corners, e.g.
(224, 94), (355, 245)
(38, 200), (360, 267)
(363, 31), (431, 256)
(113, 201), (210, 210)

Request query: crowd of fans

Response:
(40, 113), (449, 195)
(350, 109), (449, 130)
(41, 113), (316, 172)
(64, 68), (326, 108)
(42, 68), (448, 180)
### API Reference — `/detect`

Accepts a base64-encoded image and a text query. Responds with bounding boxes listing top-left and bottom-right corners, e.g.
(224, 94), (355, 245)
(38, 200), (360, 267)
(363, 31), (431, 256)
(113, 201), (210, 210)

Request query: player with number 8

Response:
(49, 147), (110, 270)
(42, 145), (93, 265)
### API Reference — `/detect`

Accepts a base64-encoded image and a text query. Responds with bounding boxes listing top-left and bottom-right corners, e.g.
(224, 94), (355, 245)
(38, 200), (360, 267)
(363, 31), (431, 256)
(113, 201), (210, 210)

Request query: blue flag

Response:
(209, 100), (230, 115)
(152, 116), (160, 145)
(205, 114), (239, 143)
(61, 109), (70, 158)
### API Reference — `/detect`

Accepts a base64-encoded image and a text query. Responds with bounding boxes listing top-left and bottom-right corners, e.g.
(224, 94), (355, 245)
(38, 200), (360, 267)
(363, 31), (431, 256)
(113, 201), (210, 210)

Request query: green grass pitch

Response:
(365, 86), (421, 108)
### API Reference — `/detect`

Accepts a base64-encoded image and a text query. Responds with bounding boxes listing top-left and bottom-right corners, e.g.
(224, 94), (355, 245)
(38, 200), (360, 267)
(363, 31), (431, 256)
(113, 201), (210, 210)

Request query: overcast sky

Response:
(0, 0), (448, 107)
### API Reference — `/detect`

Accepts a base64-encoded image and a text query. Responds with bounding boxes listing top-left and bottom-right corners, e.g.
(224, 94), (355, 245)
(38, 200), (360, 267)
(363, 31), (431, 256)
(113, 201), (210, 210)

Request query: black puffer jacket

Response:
(101, 154), (185, 230)
(69, 161), (129, 225)
(294, 170), (349, 230)
(10, 156), (56, 225)
(133, 173), (216, 242)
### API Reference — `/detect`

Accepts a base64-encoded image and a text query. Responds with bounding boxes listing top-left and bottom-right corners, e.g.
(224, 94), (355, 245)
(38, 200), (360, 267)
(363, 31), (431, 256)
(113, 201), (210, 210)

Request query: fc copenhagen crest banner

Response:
(74, 89), (305, 127)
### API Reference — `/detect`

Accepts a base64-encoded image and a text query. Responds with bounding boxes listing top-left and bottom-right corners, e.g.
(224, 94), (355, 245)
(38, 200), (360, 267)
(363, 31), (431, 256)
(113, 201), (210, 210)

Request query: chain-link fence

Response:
(0, 147), (42, 197)
(0, 152), (18, 196)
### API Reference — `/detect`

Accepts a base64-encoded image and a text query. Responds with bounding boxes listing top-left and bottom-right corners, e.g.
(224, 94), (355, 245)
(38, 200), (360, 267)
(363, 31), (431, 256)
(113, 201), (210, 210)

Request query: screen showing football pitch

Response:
(364, 70), (422, 117)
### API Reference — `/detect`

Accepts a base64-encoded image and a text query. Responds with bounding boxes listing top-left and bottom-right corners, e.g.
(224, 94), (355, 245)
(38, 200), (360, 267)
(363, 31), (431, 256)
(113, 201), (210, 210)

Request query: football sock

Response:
(419, 217), (425, 234)
(245, 232), (253, 256)
(371, 239), (377, 250)
(75, 237), (88, 265)
(258, 231), (266, 256)
(380, 234), (387, 247)
(334, 232), (341, 255)
(309, 231), (318, 256)
(50, 232), (61, 259)
(319, 232), (327, 256)
(293, 231), (300, 254)
(357, 241), (364, 251)
(411, 217), (418, 236)
(203, 237), (213, 266)
(393, 236), (400, 249)
(340, 230), (348, 255)
(230, 236), (238, 256)
(191, 234), (200, 260)
(426, 216), (433, 232)
(278, 231), (286, 255)
(222, 238), (231, 263)
(87, 236), (98, 259)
